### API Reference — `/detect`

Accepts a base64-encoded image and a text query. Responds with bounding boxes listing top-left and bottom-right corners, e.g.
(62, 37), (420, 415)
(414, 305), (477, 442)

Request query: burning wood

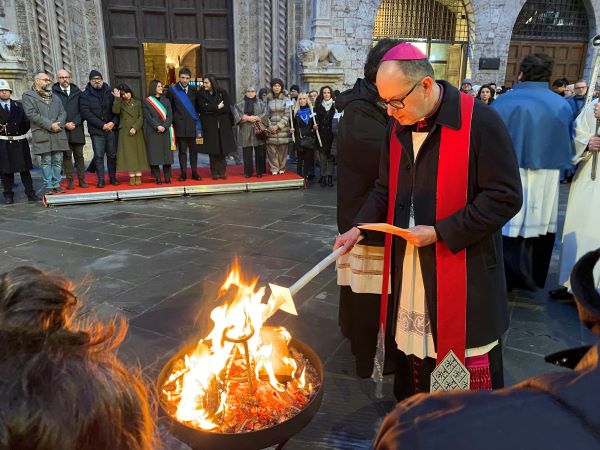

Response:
(160, 261), (321, 434)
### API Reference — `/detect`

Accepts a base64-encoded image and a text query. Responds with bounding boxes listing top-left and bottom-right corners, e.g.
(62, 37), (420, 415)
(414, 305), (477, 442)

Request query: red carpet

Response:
(57, 165), (302, 194)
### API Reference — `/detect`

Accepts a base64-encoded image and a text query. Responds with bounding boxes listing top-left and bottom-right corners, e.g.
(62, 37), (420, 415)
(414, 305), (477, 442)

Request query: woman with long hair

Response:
(233, 86), (267, 177)
(112, 83), (149, 185)
(143, 79), (175, 184)
(476, 84), (495, 105)
(314, 85), (336, 186)
(0, 266), (156, 450)
(291, 92), (316, 180)
(196, 74), (236, 180)
(265, 78), (292, 175)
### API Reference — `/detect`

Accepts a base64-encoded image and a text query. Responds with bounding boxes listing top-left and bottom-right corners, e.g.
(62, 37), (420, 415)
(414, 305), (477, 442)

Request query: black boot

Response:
(66, 177), (75, 190)
(78, 174), (89, 188)
(4, 193), (14, 204)
(327, 175), (333, 187)
(191, 171), (201, 180)
(164, 166), (172, 184)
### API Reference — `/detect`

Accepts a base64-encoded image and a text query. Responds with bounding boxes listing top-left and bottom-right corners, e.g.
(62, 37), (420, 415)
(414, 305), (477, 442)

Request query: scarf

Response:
(297, 106), (311, 125)
(34, 84), (52, 102)
(243, 95), (257, 115)
(321, 98), (334, 111)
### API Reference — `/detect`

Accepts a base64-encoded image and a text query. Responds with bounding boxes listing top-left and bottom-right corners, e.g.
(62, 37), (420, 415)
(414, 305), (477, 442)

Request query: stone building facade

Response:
(1, 0), (599, 100)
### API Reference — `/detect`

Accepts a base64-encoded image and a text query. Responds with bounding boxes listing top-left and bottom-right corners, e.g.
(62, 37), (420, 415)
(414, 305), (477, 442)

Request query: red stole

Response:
(380, 93), (474, 367)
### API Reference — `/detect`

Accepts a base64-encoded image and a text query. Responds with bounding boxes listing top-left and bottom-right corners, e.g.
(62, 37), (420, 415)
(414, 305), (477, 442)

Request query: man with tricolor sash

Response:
(166, 67), (204, 181)
(334, 42), (523, 401)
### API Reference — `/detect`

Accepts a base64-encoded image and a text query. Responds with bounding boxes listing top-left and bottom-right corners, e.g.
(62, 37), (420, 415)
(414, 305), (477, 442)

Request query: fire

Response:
(162, 260), (314, 432)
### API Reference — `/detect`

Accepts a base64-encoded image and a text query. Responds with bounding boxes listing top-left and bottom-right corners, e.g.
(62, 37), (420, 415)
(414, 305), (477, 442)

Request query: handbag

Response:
(253, 120), (268, 139)
(299, 130), (316, 149)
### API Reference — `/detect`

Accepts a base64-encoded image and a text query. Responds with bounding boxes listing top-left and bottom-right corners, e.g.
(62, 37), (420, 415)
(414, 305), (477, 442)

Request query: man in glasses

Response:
(334, 42), (522, 401)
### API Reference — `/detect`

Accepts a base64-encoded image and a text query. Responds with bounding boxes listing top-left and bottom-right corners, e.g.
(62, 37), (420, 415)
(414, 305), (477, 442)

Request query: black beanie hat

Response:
(290, 84), (300, 92)
(89, 70), (103, 81)
(270, 78), (284, 89)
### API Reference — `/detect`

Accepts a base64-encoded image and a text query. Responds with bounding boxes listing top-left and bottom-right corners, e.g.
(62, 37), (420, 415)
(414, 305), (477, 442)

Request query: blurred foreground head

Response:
(0, 266), (156, 450)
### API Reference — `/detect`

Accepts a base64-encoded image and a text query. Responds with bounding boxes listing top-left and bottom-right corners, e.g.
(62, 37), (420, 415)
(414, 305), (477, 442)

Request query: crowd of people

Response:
(0, 67), (346, 204)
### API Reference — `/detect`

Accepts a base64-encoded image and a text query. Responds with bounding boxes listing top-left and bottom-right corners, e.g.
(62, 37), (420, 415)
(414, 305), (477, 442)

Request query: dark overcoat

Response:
(0, 100), (32, 173)
(79, 83), (119, 136)
(21, 90), (69, 155)
(375, 342), (600, 450)
(355, 81), (523, 349)
(315, 101), (335, 154)
(142, 95), (174, 165)
(166, 83), (199, 138)
(52, 83), (85, 144)
(196, 89), (236, 156)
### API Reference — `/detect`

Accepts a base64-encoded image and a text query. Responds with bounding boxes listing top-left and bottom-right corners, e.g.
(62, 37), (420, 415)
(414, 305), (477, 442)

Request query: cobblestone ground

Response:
(0, 169), (593, 449)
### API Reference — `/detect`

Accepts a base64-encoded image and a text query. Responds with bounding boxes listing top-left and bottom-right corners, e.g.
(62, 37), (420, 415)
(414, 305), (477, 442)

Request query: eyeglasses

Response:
(91, 77), (103, 82)
(377, 79), (422, 110)
(58, 76), (70, 79)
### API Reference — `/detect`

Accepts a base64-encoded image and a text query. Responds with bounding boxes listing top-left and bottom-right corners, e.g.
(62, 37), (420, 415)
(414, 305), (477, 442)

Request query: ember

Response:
(160, 261), (321, 434)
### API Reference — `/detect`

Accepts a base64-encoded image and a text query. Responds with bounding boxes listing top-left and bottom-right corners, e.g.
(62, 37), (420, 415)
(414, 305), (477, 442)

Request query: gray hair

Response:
(390, 59), (434, 82)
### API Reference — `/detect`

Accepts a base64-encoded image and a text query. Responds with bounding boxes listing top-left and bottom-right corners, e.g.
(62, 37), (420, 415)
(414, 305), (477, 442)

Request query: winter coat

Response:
(51, 82), (85, 144)
(355, 81), (523, 349)
(315, 101), (335, 154)
(375, 342), (600, 450)
(232, 97), (267, 148)
(79, 82), (119, 136)
(264, 93), (291, 145)
(196, 89), (236, 156)
(21, 90), (69, 155)
(112, 97), (148, 172)
(0, 99), (32, 173)
(142, 95), (174, 166)
(166, 83), (199, 138)
(336, 78), (389, 242)
(292, 106), (316, 151)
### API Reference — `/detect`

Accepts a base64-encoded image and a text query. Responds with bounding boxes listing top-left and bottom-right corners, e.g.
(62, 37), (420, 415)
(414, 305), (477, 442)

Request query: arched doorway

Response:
(505, 0), (590, 87)
(373, 0), (470, 87)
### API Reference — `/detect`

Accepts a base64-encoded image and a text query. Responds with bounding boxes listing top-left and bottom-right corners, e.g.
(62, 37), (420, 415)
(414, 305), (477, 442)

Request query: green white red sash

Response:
(147, 96), (177, 150)
(380, 93), (474, 369)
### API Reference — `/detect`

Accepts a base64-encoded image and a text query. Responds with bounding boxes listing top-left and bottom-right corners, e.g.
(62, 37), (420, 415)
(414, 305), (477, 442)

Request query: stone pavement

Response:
(0, 172), (595, 449)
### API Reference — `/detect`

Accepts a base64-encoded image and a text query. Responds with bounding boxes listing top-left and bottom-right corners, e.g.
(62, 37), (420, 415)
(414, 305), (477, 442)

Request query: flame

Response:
(162, 260), (307, 430)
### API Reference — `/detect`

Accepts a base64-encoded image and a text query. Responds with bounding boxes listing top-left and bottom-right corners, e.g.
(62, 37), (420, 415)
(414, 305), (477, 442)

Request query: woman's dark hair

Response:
(476, 84), (495, 104)
(258, 87), (269, 100)
(147, 79), (162, 97)
(0, 266), (156, 450)
(316, 85), (335, 106)
(364, 38), (401, 84)
(117, 83), (134, 98)
(519, 53), (554, 82)
(203, 73), (221, 94)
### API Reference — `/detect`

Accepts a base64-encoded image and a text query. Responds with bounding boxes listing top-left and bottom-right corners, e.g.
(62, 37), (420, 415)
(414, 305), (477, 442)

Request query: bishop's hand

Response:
(334, 227), (362, 255)
(403, 225), (438, 247)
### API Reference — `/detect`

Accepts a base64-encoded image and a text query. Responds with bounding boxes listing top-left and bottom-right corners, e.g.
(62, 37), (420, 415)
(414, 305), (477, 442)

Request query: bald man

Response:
(335, 43), (522, 400)
(52, 69), (88, 188)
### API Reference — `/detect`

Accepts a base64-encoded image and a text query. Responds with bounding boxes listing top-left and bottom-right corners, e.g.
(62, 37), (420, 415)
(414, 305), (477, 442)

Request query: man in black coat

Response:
(166, 67), (201, 181)
(335, 38), (399, 378)
(53, 69), (88, 189)
(375, 249), (600, 450)
(79, 70), (119, 188)
(0, 79), (37, 204)
(335, 43), (522, 400)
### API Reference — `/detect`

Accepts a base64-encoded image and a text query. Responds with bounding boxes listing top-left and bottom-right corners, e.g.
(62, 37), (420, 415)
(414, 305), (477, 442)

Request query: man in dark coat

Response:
(166, 67), (201, 181)
(375, 249), (600, 450)
(53, 69), (88, 189)
(79, 70), (119, 188)
(0, 79), (37, 204)
(335, 38), (399, 378)
(335, 43), (522, 401)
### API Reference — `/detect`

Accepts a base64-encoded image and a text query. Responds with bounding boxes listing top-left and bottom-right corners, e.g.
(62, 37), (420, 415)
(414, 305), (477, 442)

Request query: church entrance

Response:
(101, 0), (234, 96)
(505, 0), (590, 87)
(372, 0), (470, 87)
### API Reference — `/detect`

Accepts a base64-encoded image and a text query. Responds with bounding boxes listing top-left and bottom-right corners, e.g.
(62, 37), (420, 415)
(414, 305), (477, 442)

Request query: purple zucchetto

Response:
(381, 42), (428, 62)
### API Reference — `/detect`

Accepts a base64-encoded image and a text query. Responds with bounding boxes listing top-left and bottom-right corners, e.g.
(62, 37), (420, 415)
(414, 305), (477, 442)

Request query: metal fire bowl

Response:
(157, 338), (324, 450)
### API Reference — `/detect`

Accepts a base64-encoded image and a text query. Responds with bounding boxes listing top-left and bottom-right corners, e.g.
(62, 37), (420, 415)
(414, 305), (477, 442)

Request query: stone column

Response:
(298, 0), (344, 91)
(0, 0), (28, 98)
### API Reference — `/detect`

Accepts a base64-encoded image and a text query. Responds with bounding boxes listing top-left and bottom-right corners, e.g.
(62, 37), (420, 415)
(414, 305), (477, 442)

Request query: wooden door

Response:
(102, 0), (234, 97)
(505, 40), (586, 87)
(446, 44), (464, 88)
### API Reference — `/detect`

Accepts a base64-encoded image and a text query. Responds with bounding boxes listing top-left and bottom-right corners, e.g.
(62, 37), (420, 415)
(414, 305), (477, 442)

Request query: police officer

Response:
(0, 79), (37, 204)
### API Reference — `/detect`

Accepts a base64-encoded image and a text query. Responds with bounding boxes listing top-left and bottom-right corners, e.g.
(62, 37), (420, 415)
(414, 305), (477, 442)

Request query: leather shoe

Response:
(178, 175), (187, 181)
(27, 193), (38, 202)
(219, 175), (227, 180)
(53, 187), (66, 194)
(191, 172), (201, 180)
(97, 180), (105, 188)
(549, 286), (574, 300)
(110, 179), (120, 186)
(66, 179), (75, 190)
(4, 195), (14, 204)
